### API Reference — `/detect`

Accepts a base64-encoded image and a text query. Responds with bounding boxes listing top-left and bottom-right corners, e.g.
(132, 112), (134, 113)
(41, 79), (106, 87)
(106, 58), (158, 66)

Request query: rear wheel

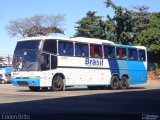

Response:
(119, 76), (129, 89)
(51, 76), (64, 91)
(110, 76), (120, 90)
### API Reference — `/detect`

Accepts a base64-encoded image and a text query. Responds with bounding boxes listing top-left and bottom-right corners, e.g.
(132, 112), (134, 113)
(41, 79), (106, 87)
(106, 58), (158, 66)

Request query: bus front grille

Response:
(17, 81), (28, 86)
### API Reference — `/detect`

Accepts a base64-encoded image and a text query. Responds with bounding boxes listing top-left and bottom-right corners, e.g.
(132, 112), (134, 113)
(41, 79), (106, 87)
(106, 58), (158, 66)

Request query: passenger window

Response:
(104, 45), (115, 59)
(58, 41), (73, 56)
(128, 48), (138, 60)
(75, 43), (88, 57)
(116, 47), (126, 60)
(90, 45), (102, 58)
(138, 50), (146, 61)
(43, 40), (57, 54)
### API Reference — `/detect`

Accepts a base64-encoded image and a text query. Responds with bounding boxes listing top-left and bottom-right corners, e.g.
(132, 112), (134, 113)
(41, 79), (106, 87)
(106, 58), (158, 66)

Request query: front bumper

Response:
(11, 78), (40, 87)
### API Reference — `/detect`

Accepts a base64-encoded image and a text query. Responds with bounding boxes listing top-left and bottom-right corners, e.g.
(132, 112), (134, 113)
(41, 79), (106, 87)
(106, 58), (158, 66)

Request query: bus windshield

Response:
(12, 51), (39, 71)
(12, 40), (41, 72)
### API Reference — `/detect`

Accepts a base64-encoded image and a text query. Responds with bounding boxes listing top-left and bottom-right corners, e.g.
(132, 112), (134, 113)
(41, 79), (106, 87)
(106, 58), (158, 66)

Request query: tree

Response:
(74, 11), (106, 39)
(105, 0), (134, 45)
(134, 13), (160, 63)
(6, 14), (65, 38)
(131, 5), (150, 42)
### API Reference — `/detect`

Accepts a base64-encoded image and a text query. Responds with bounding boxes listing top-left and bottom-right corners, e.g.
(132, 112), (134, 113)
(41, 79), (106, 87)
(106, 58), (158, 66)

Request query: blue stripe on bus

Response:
(108, 59), (119, 75)
(127, 61), (147, 84)
(11, 78), (40, 87)
(108, 59), (147, 85)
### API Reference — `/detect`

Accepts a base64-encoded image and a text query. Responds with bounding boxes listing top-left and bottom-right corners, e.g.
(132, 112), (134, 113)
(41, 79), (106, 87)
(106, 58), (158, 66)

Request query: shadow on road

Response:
(0, 88), (160, 120)
(16, 86), (146, 92)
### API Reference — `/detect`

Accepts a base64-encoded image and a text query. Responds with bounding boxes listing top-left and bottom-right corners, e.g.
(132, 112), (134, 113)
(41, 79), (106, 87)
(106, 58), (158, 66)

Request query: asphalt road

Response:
(0, 80), (160, 120)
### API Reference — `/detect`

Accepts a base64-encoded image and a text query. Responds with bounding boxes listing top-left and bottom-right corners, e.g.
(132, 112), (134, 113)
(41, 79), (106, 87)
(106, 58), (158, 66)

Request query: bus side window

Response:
(82, 44), (89, 57)
(75, 43), (89, 57)
(43, 40), (57, 54)
(104, 45), (109, 58)
(104, 45), (115, 59)
(58, 41), (73, 56)
(128, 48), (138, 60)
(90, 45), (102, 58)
(138, 50), (146, 61)
(116, 47), (126, 60)
(66, 42), (73, 56)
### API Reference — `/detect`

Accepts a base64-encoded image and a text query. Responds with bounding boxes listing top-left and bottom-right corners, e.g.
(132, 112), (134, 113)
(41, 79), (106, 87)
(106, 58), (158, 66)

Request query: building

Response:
(0, 54), (13, 65)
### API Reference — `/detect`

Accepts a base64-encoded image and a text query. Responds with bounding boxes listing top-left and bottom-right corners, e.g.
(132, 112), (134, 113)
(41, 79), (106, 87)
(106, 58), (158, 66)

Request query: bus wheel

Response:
(51, 76), (64, 91)
(29, 87), (40, 91)
(119, 76), (129, 89)
(110, 76), (120, 90)
(0, 79), (5, 84)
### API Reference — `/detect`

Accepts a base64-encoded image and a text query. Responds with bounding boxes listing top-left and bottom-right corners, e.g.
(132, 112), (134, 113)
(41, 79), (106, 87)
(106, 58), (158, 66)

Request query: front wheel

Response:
(0, 79), (5, 84)
(51, 76), (64, 91)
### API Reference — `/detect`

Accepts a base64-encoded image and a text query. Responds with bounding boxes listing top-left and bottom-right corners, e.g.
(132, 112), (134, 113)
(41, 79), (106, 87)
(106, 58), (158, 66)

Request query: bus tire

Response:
(110, 76), (120, 90)
(119, 76), (129, 89)
(51, 76), (64, 91)
(29, 87), (40, 91)
(0, 79), (5, 84)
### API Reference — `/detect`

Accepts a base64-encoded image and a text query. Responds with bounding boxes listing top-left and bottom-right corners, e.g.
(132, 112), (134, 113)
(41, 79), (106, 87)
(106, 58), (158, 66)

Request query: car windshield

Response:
(12, 51), (39, 71)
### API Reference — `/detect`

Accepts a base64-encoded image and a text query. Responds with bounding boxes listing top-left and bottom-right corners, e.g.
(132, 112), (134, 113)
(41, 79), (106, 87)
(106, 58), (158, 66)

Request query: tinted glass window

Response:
(58, 41), (73, 56)
(104, 45), (115, 59)
(138, 49), (146, 61)
(75, 43), (88, 57)
(128, 48), (138, 60)
(51, 56), (57, 69)
(43, 40), (57, 54)
(15, 40), (41, 50)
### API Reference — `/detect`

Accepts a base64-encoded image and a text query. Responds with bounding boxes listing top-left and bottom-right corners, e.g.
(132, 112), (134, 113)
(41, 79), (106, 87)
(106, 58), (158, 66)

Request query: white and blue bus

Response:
(11, 36), (147, 91)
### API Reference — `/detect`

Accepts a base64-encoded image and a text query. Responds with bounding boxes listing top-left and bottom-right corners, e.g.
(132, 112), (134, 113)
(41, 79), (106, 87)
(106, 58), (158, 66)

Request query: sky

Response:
(0, 0), (159, 55)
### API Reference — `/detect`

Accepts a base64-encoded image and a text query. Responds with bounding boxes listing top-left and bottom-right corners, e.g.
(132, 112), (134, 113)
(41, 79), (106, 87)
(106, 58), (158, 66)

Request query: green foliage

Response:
(134, 13), (160, 63)
(74, 11), (106, 39)
(105, 0), (134, 45)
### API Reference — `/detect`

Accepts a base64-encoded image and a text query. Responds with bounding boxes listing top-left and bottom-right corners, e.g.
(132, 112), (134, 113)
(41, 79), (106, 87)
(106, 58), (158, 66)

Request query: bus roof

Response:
(17, 36), (114, 44)
(113, 44), (146, 50)
(17, 36), (146, 49)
